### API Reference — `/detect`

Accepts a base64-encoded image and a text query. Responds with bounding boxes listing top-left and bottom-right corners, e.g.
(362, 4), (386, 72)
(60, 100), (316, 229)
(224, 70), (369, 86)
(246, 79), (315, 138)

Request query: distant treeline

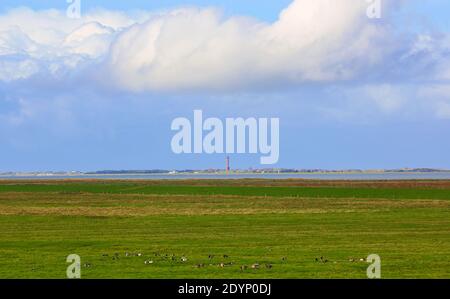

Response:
(85, 170), (170, 174)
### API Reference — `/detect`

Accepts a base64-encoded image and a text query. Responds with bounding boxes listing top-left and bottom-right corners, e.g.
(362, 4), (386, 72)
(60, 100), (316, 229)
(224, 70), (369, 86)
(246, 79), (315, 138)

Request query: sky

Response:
(0, 1), (293, 22)
(1, 0), (450, 172)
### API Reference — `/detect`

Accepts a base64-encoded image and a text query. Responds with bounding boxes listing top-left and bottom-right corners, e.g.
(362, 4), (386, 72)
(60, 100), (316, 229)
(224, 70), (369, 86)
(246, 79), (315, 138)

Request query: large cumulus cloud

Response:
(0, 7), (147, 82)
(0, 0), (449, 122)
(106, 0), (392, 91)
(0, 0), (447, 92)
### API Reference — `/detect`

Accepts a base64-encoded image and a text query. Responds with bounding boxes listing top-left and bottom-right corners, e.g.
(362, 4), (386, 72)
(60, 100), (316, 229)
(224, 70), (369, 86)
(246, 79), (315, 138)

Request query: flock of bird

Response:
(314, 256), (367, 264)
(91, 251), (285, 271)
(83, 252), (367, 270)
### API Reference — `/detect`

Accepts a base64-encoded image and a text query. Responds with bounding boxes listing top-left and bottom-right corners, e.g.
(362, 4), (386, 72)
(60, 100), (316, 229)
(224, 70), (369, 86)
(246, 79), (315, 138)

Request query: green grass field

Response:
(0, 179), (449, 278)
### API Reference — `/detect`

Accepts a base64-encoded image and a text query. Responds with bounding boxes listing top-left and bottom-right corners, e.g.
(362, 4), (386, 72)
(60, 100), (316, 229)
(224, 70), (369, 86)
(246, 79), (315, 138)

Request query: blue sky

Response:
(0, 1), (292, 21)
(1, 0), (449, 28)
(1, 1), (450, 171)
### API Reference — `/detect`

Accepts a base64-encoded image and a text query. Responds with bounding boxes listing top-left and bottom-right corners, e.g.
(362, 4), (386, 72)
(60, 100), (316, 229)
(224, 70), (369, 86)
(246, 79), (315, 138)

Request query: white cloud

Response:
(0, 1), (395, 91)
(358, 84), (407, 113)
(401, 33), (450, 81)
(63, 22), (116, 58)
(315, 84), (411, 123)
(418, 84), (450, 119)
(106, 0), (391, 91)
(0, 7), (145, 81)
(0, 0), (448, 93)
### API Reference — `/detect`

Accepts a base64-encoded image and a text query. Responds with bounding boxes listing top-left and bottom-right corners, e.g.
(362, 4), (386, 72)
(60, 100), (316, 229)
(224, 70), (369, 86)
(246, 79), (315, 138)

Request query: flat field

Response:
(0, 179), (449, 278)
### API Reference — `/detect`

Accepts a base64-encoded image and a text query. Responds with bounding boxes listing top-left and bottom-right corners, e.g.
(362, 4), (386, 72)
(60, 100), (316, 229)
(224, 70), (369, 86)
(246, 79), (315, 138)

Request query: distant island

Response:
(1, 168), (450, 177)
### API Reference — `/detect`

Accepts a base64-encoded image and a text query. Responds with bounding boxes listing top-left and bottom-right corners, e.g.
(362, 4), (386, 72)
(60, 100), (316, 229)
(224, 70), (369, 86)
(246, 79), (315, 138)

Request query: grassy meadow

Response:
(0, 179), (449, 278)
